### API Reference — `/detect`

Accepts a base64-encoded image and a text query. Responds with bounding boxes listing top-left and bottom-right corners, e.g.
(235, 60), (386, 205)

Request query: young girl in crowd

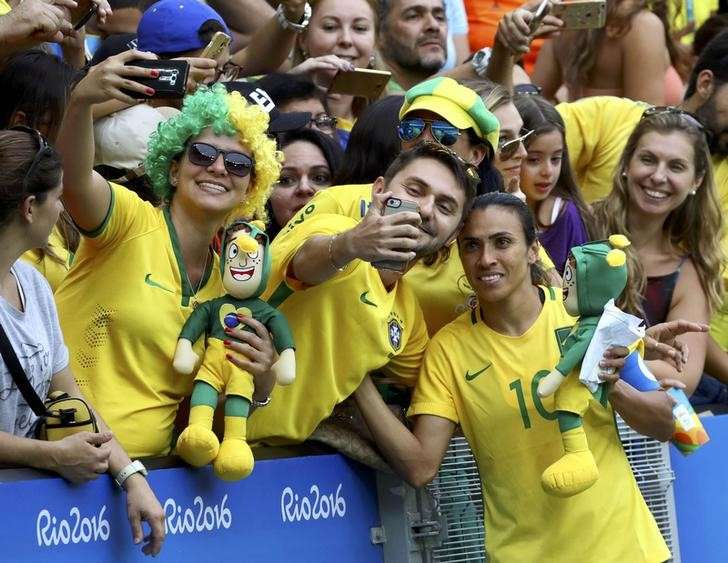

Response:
(267, 128), (343, 238)
(593, 109), (724, 396)
(514, 93), (594, 273)
(53, 50), (280, 459)
(355, 192), (695, 563)
(291, 0), (379, 145)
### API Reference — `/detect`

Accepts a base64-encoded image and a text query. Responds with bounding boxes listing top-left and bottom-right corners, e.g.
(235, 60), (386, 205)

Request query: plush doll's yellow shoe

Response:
(176, 425), (220, 467)
(541, 450), (599, 497)
(213, 439), (255, 481)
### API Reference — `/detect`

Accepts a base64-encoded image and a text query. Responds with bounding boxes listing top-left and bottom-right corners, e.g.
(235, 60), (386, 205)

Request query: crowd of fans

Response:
(0, 0), (726, 559)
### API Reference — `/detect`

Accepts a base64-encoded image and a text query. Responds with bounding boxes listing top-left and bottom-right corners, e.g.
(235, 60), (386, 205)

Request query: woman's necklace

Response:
(184, 248), (211, 309)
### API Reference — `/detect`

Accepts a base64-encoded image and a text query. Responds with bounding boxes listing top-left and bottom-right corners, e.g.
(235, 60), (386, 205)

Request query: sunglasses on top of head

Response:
(10, 125), (53, 191)
(187, 142), (255, 177)
(397, 117), (462, 147)
(641, 106), (713, 144)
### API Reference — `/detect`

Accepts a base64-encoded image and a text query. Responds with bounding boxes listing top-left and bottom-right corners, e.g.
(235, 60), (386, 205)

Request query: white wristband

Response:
(114, 460), (148, 488)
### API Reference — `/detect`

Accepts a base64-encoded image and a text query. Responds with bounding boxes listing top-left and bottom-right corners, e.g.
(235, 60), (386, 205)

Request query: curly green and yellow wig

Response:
(145, 83), (281, 219)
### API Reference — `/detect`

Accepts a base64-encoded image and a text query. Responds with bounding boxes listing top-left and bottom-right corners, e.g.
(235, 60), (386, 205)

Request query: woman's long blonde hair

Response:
(592, 111), (724, 317)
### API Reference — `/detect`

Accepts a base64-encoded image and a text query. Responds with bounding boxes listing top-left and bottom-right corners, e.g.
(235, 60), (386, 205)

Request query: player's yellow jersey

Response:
(410, 287), (670, 563)
(249, 212), (427, 445)
(285, 184), (554, 335)
(21, 224), (72, 291)
(55, 184), (223, 457)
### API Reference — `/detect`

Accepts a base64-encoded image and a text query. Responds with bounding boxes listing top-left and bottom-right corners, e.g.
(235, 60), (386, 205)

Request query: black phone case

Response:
(121, 59), (190, 99)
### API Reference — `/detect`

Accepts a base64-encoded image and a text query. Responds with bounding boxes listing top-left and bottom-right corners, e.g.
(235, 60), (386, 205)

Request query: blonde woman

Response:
(593, 108), (724, 394)
(290, 0), (379, 142)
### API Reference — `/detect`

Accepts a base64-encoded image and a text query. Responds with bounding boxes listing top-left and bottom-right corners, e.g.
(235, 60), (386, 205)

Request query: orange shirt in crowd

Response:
(464, 0), (543, 73)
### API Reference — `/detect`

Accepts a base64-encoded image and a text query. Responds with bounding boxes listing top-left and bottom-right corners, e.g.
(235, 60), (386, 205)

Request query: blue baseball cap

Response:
(137, 0), (230, 55)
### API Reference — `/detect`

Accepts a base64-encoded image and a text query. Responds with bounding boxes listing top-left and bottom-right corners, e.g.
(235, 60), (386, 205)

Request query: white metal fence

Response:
(425, 422), (679, 563)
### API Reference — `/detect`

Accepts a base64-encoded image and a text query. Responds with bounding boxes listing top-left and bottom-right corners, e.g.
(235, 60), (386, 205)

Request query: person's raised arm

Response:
(531, 38), (563, 101)
(50, 367), (166, 557)
(0, 0), (75, 56)
(289, 190), (420, 286)
(57, 49), (158, 232)
(230, 0), (309, 76)
(207, 0), (274, 49)
(354, 375), (454, 487)
(621, 10), (667, 105)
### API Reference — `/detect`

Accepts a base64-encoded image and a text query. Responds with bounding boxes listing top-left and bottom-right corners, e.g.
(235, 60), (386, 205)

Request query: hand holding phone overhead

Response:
(72, 50), (188, 105)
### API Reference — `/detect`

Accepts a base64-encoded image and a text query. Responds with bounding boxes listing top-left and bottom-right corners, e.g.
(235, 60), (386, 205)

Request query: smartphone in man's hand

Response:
(372, 197), (420, 272)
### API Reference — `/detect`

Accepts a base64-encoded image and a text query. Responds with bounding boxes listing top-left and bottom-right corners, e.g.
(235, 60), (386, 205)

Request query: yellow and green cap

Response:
(399, 77), (500, 152)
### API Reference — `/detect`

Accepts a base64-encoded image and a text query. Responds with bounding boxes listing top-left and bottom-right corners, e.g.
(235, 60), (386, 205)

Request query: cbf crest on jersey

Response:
(388, 318), (403, 351)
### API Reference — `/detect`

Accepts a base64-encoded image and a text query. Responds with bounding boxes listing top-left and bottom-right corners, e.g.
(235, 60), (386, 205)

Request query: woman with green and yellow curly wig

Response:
(53, 50), (281, 460)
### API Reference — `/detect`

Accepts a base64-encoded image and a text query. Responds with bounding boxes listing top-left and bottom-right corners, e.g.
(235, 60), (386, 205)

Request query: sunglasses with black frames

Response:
(187, 142), (255, 177)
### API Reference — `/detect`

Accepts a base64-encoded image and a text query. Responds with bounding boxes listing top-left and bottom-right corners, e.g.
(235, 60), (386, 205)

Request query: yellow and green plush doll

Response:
(536, 235), (630, 497)
(173, 220), (295, 481)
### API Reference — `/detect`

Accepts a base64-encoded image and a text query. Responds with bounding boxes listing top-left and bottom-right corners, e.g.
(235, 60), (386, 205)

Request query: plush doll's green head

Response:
(562, 235), (630, 317)
(220, 220), (271, 299)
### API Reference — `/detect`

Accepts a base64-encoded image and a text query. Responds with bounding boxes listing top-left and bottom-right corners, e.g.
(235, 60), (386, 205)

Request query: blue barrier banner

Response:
(671, 414), (728, 563)
(0, 453), (384, 562)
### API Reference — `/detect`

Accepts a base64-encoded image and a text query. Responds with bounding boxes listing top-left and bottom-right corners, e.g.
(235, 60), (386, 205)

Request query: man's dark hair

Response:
(693, 14), (728, 57)
(377, 0), (393, 30)
(685, 29), (728, 98)
(383, 141), (479, 210)
(255, 73), (328, 110)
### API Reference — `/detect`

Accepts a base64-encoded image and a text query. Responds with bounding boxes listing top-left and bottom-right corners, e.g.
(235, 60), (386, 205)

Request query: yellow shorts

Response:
(555, 372), (595, 416)
(195, 339), (254, 400)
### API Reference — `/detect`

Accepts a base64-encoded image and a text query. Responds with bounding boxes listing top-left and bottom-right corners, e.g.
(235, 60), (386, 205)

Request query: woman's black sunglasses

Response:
(187, 142), (255, 177)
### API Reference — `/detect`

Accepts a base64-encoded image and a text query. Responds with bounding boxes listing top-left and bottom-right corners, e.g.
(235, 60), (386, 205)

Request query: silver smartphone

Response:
(372, 197), (420, 272)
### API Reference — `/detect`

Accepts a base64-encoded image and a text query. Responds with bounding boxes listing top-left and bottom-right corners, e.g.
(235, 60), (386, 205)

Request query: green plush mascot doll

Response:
(536, 235), (630, 497)
(173, 220), (295, 481)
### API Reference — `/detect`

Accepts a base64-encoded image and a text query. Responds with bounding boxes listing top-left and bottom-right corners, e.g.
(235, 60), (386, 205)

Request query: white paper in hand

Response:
(579, 299), (645, 392)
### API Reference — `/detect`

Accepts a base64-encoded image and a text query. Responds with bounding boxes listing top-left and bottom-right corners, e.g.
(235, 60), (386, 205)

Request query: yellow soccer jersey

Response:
(21, 224), (72, 292)
(286, 185), (554, 335)
(557, 96), (648, 203)
(409, 287), (670, 563)
(248, 213), (428, 445)
(55, 183), (223, 458)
